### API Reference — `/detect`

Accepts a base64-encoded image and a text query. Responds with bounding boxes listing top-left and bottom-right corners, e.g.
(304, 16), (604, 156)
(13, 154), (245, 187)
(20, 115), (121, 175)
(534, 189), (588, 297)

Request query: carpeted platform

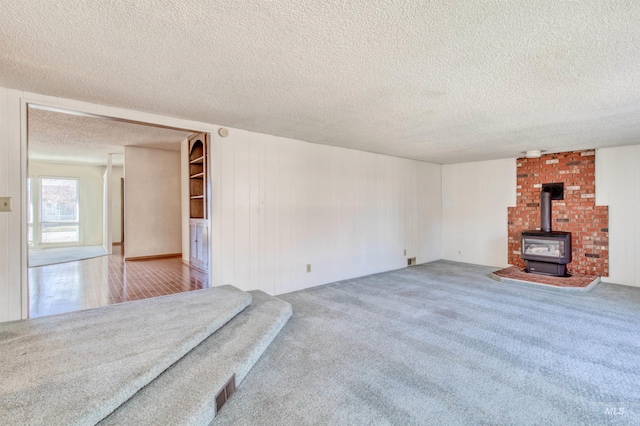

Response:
(0, 286), (251, 426)
(29, 245), (108, 267)
(100, 290), (292, 426)
(213, 260), (640, 425)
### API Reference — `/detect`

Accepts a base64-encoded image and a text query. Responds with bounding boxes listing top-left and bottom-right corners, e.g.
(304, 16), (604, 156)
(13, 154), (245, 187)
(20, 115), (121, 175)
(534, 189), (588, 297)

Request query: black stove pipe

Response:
(540, 190), (552, 232)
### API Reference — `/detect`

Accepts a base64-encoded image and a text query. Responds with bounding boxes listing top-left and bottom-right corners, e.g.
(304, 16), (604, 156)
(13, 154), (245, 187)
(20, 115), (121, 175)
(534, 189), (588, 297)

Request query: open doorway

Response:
(26, 105), (210, 317)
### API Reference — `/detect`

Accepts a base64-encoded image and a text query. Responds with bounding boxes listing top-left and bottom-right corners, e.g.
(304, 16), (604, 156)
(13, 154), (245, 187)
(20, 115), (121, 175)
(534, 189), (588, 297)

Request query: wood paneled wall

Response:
(210, 130), (442, 295)
(597, 145), (640, 287)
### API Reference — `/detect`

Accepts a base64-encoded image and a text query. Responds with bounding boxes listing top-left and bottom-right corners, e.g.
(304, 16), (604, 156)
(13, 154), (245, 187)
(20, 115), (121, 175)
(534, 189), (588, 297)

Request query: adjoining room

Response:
(26, 106), (210, 317)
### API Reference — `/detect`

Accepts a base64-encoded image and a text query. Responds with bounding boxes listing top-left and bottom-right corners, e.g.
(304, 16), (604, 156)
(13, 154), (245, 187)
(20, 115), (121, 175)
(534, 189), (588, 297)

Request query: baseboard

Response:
(125, 253), (182, 261)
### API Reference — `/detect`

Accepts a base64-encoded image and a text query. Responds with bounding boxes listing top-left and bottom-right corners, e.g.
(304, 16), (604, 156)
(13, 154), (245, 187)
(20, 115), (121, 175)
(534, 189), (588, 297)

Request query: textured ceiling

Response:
(3, 1), (640, 164)
(28, 108), (191, 165)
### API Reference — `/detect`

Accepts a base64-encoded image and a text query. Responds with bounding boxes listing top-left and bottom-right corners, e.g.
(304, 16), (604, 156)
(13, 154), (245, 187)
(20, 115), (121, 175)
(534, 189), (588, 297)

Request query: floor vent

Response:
(215, 374), (236, 414)
(407, 257), (416, 266)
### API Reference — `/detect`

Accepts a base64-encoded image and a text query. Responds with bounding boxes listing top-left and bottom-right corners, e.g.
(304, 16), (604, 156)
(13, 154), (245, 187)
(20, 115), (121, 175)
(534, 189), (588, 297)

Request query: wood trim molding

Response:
(125, 253), (182, 262)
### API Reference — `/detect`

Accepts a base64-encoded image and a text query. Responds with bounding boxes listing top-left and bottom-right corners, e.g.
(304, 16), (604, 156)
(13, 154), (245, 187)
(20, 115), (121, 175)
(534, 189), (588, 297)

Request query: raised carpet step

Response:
(100, 291), (292, 426)
(0, 286), (251, 426)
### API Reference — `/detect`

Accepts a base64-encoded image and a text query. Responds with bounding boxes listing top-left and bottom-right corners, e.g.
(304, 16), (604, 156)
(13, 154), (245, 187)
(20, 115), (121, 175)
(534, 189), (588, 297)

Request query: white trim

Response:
(103, 155), (113, 255)
(28, 103), (203, 133)
(20, 97), (28, 319)
(22, 94), (218, 134)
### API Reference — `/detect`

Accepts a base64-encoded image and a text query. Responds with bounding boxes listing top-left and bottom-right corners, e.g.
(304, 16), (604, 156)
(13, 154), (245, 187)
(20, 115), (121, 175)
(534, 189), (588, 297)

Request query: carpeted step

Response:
(99, 291), (292, 426)
(0, 286), (252, 426)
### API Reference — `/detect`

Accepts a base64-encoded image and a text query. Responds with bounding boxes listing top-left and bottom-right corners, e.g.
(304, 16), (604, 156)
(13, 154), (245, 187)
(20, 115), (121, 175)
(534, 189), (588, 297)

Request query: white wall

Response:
(442, 158), (516, 267)
(111, 166), (123, 244)
(210, 129), (442, 295)
(596, 145), (640, 287)
(0, 87), (22, 322)
(124, 146), (182, 258)
(28, 161), (105, 247)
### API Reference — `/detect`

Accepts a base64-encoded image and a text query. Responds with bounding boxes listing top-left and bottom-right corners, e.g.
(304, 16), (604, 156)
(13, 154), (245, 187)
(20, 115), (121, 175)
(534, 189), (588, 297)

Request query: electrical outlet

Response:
(403, 249), (406, 256)
(458, 250), (462, 255)
(306, 264), (311, 273)
(0, 197), (12, 212)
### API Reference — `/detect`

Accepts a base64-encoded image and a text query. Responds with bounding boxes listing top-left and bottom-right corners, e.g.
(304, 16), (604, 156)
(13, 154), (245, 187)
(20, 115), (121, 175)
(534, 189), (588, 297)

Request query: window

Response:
(40, 178), (79, 244)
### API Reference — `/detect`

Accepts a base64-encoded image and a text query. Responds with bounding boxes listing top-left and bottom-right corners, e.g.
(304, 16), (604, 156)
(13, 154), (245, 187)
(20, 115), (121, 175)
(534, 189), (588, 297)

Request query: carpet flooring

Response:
(0, 286), (251, 426)
(213, 260), (640, 425)
(100, 290), (292, 426)
(29, 245), (108, 267)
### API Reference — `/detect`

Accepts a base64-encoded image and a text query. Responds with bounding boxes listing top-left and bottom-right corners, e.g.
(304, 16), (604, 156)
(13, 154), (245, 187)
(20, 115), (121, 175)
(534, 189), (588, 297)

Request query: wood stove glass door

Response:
(522, 238), (565, 258)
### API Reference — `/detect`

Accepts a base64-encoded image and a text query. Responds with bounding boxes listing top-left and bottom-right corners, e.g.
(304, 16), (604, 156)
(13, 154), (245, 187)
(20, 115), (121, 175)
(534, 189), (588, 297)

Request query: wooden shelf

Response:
(189, 135), (207, 220)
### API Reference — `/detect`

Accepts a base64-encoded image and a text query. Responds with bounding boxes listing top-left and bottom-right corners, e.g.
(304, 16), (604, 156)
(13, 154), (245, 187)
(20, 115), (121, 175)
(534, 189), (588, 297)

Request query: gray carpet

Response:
(100, 290), (292, 426)
(0, 285), (251, 426)
(29, 245), (108, 267)
(213, 261), (640, 425)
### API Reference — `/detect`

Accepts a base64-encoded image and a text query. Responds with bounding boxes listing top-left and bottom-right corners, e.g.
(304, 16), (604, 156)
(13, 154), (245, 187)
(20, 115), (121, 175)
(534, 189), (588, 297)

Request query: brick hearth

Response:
(507, 150), (609, 277)
(493, 266), (598, 288)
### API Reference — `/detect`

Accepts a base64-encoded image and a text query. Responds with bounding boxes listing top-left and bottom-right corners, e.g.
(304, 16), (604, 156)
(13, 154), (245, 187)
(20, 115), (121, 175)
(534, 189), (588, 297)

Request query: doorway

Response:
(25, 104), (210, 317)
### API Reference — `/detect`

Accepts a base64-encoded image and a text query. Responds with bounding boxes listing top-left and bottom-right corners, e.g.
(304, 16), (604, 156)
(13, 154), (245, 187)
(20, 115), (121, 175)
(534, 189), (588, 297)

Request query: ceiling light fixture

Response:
(522, 150), (546, 158)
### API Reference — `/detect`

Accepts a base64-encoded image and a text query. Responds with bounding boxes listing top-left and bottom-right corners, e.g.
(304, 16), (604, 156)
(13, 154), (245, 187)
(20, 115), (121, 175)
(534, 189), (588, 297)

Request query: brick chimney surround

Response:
(507, 150), (609, 277)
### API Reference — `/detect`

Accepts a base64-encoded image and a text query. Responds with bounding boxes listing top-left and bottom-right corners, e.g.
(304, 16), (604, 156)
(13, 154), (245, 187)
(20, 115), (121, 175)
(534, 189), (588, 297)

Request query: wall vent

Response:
(407, 257), (416, 266)
(215, 374), (236, 414)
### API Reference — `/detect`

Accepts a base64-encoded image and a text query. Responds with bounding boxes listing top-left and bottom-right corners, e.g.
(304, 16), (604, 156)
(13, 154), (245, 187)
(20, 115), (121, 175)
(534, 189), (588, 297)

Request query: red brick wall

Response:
(507, 150), (609, 276)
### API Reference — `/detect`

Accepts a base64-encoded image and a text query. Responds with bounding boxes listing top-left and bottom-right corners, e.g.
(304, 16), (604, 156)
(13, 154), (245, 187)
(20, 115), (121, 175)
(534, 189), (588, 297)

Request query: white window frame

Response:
(27, 177), (34, 248)
(37, 176), (81, 247)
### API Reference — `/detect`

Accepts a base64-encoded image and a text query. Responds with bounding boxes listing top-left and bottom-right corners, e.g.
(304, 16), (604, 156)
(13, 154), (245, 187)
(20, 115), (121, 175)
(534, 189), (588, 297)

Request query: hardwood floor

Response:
(29, 245), (210, 318)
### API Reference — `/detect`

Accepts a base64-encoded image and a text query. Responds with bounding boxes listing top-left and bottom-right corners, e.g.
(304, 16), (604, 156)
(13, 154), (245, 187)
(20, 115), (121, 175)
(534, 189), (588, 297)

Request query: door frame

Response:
(121, 177), (125, 245)
(19, 96), (214, 319)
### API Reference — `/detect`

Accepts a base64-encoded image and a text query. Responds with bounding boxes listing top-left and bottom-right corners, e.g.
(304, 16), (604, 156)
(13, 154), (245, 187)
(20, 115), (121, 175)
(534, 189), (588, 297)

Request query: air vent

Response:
(407, 257), (416, 266)
(215, 375), (236, 414)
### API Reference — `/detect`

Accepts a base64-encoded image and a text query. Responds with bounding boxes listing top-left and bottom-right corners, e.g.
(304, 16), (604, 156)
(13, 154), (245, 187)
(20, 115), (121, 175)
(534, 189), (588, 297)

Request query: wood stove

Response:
(521, 230), (572, 276)
(521, 184), (572, 277)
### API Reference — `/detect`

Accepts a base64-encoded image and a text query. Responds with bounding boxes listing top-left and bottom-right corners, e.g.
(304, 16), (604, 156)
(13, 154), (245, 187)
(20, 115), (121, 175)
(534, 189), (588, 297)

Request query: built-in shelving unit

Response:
(188, 133), (209, 272)
(189, 136), (207, 219)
